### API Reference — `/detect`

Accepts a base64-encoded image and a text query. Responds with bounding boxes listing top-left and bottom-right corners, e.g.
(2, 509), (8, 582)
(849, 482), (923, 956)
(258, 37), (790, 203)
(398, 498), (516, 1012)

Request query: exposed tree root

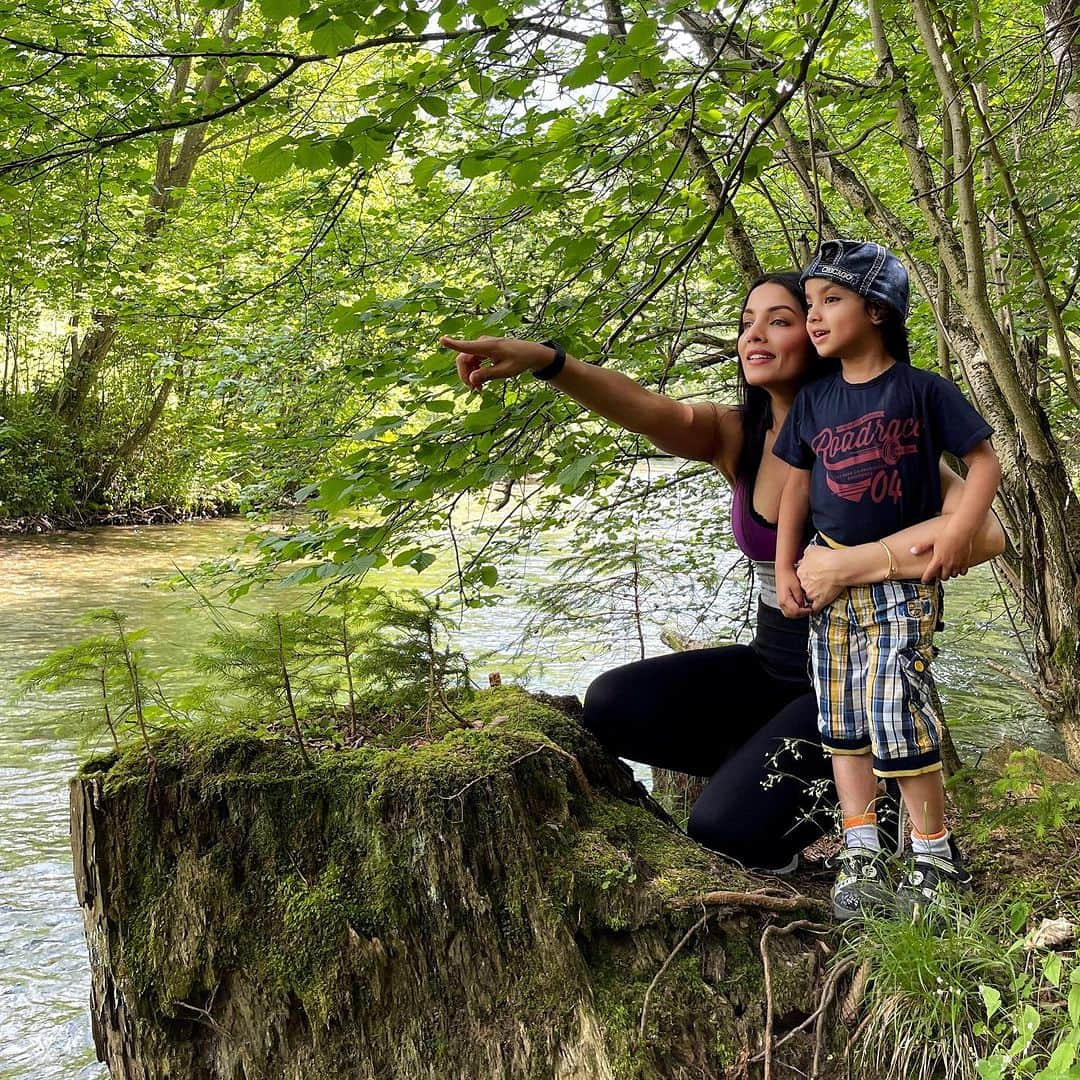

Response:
(638, 911), (712, 1041)
(759, 919), (831, 1080)
(673, 890), (829, 914)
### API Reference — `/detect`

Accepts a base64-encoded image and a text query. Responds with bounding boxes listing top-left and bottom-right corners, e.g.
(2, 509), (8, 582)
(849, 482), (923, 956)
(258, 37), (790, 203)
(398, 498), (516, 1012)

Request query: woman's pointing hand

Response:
(440, 335), (557, 391)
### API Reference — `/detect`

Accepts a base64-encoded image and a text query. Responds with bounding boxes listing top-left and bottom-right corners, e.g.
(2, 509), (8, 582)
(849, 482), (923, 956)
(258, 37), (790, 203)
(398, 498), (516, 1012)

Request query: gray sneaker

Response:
(895, 836), (973, 920)
(827, 846), (896, 921)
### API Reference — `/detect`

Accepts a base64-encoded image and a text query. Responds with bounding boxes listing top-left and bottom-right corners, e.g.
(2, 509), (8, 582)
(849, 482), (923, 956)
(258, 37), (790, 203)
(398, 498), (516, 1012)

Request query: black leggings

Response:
(582, 644), (837, 869)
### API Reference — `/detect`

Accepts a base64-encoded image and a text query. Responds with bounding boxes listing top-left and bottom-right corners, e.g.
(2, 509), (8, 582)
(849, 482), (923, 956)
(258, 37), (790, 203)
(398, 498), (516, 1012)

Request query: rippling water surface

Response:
(0, 473), (1056, 1078)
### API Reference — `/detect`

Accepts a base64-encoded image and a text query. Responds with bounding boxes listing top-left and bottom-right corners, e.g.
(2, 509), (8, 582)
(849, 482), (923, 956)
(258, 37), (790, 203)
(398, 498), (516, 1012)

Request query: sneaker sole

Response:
(832, 901), (866, 922)
(832, 890), (899, 922)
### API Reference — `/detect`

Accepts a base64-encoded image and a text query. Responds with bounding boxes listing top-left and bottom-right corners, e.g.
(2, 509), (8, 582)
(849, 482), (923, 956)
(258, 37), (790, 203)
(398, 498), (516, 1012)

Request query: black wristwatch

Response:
(533, 340), (567, 381)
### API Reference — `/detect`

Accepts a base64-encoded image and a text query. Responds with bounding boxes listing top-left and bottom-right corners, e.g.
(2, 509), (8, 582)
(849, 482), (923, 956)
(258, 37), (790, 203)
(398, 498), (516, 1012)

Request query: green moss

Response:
(78, 686), (806, 1077)
(460, 686), (593, 756)
(78, 749), (120, 777)
(272, 863), (357, 1025)
(565, 798), (739, 931)
(1050, 624), (1077, 672)
(589, 938), (742, 1079)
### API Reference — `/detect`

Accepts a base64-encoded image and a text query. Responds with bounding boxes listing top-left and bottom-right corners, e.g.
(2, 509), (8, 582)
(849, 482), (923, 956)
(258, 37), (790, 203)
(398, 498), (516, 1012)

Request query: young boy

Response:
(772, 240), (1001, 920)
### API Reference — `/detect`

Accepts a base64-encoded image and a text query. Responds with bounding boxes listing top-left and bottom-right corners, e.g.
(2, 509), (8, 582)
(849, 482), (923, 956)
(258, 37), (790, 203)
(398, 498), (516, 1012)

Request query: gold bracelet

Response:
(878, 539), (897, 581)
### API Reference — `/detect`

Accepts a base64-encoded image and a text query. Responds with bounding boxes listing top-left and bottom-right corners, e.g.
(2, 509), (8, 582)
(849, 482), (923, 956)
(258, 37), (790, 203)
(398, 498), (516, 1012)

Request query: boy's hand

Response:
(776, 565), (812, 619)
(920, 518), (975, 582)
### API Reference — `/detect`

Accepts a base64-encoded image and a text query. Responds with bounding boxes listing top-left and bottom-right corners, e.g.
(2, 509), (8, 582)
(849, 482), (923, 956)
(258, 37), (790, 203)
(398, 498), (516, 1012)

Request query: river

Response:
(0, 473), (1057, 1078)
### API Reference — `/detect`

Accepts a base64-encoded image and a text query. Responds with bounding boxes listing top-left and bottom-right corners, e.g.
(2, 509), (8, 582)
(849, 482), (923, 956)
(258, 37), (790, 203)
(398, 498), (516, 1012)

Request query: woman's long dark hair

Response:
(734, 272), (840, 491)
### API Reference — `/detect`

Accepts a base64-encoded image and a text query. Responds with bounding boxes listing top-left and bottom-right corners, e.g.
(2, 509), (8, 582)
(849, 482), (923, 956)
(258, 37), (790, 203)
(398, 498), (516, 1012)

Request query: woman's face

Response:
(738, 282), (814, 390)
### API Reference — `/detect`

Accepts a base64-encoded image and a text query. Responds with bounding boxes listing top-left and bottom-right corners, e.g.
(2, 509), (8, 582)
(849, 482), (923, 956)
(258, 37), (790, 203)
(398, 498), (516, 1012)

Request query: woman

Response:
(441, 272), (1004, 873)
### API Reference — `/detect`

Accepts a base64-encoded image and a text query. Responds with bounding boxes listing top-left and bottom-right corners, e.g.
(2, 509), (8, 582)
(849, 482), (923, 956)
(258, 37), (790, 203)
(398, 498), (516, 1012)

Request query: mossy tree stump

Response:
(71, 687), (838, 1079)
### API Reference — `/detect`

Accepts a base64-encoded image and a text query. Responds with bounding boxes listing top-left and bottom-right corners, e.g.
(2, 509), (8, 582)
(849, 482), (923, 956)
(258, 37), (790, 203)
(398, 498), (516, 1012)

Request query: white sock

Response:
(911, 829), (951, 859)
(844, 824), (881, 851)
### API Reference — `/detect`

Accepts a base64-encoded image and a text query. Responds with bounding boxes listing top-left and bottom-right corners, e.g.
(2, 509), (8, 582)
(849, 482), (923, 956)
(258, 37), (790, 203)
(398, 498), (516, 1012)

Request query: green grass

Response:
(835, 891), (1079, 1080)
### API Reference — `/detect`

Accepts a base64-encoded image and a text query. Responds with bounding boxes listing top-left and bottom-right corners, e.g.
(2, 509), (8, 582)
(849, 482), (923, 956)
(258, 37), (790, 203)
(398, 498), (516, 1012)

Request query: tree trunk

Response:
(51, 3), (244, 428)
(70, 688), (838, 1079)
(91, 371), (177, 498)
(51, 314), (118, 421)
(1044, 0), (1080, 128)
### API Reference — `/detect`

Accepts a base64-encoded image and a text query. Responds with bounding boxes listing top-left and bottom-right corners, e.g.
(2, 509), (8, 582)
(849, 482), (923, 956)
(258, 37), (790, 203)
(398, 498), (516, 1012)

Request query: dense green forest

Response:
(3, 0), (1080, 757)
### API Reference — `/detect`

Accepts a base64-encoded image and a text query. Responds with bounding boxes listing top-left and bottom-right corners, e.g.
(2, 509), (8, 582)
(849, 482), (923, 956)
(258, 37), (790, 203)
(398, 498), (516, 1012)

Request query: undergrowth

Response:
(17, 585), (474, 761)
(831, 752), (1080, 1080)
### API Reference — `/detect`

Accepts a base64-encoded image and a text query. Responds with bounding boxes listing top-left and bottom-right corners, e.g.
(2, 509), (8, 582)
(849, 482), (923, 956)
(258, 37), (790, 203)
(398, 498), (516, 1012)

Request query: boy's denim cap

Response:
(800, 239), (909, 319)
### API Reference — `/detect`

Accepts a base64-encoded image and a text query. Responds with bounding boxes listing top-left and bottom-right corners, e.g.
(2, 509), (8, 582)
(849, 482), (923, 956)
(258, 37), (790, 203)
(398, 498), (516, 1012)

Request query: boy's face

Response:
(804, 277), (880, 358)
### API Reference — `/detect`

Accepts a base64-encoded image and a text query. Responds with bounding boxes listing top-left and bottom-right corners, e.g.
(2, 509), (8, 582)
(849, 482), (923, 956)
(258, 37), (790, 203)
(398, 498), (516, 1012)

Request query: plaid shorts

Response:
(810, 578), (944, 777)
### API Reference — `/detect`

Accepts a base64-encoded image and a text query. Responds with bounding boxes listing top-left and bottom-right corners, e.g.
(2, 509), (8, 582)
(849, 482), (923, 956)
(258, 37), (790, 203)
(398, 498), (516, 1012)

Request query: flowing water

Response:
(0, 472), (1057, 1078)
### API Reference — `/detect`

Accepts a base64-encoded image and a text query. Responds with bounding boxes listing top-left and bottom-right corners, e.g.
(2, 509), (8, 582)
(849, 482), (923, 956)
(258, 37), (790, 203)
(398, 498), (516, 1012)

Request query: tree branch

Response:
(0, 21), (589, 178)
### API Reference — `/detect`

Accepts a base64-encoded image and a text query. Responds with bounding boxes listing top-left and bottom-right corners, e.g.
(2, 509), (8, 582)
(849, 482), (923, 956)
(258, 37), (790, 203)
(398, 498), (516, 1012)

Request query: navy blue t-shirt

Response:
(772, 363), (993, 546)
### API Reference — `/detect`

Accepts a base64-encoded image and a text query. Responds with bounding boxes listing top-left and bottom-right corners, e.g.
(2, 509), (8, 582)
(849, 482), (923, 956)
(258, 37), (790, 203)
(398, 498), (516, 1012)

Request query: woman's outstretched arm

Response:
(796, 461), (1006, 611)
(441, 335), (742, 471)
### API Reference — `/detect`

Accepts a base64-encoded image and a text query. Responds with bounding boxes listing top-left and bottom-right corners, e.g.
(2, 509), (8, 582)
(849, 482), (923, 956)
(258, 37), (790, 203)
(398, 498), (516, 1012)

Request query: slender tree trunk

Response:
(275, 615), (312, 767)
(100, 670), (120, 753)
(1044, 0), (1080, 128)
(603, 0), (762, 286)
(92, 370), (178, 498)
(51, 3), (244, 431)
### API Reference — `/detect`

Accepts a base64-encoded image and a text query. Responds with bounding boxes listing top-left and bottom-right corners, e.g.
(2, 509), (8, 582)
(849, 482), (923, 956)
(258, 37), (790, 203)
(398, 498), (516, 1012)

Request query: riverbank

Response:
(0, 501), (241, 535)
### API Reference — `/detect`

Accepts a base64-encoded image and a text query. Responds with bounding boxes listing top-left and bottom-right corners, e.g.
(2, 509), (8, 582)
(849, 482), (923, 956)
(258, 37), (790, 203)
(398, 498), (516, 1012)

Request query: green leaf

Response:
(563, 236), (597, 267)
(412, 156), (443, 189)
(741, 144), (773, 182)
(330, 139), (354, 166)
(1006, 1004), (1041, 1055)
(638, 55), (661, 79)
(410, 551), (437, 572)
(1045, 1032), (1079, 1074)
(419, 96), (449, 117)
(606, 55), (641, 83)
(1043, 952), (1063, 988)
(293, 139), (333, 170)
(974, 1059), (1004, 1080)
(462, 405), (505, 433)
(561, 59), (602, 90)
(243, 140), (295, 181)
(310, 18), (356, 54)
(1069, 976), (1080, 1027)
(979, 985), (1002, 1021)
(459, 155), (505, 178)
(480, 5), (508, 25)
(624, 17), (658, 50)
(259, 0), (306, 20)
(557, 454), (597, 491)
(317, 475), (353, 506)
(1009, 901), (1032, 935)
(404, 6), (429, 33)
(508, 159), (542, 187)
(479, 565), (498, 587)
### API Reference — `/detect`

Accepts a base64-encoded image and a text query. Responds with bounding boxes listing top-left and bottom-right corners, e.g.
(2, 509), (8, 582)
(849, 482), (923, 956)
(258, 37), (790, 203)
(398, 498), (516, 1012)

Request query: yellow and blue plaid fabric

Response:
(810, 578), (944, 777)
